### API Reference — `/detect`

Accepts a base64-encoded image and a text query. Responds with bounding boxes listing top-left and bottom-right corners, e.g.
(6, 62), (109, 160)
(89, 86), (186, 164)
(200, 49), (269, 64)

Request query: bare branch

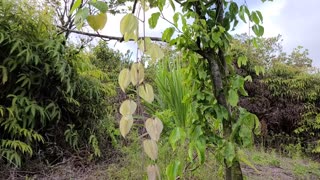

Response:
(57, 26), (163, 42)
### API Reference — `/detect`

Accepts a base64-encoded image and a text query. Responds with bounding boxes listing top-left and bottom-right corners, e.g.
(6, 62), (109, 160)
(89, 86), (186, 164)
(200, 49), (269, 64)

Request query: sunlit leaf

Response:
(87, 13), (107, 31)
(149, 12), (160, 29)
(146, 43), (164, 62)
(118, 68), (130, 92)
(120, 13), (138, 41)
(143, 139), (158, 160)
(138, 83), (155, 103)
(119, 100), (137, 115)
(70, 0), (82, 14)
(162, 27), (175, 42)
(145, 118), (163, 141)
(119, 115), (133, 138)
(130, 63), (144, 85)
(74, 8), (89, 30)
(147, 164), (160, 180)
(138, 37), (152, 53)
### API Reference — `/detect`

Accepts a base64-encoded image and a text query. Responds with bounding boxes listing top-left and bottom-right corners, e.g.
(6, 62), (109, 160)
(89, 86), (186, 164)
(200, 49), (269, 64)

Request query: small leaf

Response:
(149, 12), (160, 29)
(143, 139), (158, 160)
(119, 100), (137, 115)
(89, 1), (108, 13)
(87, 13), (107, 31)
(145, 118), (163, 141)
(228, 89), (239, 107)
(162, 27), (175, 42)
(70, 0), (82, 14)
(251, 11), (260, 24)
(237, 56), (247, 67)
(138, 83), (155, 103)
(119, 115), (133, 138)
(130, 63), (144, 85)
(147, 164), (160, 180)
(118, 68), (130, 92)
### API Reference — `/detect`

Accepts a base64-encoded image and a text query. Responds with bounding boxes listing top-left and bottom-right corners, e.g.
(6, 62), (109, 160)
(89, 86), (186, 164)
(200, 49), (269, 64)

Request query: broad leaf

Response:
(162, 27), (175, 42)
(119, 100), (137, 115)
(228, 89), (239, 107)
(138, 37), (152, 53)
(224, 142), (235, 167)
(120, 13), (138, 41)
(143, 139), (158, 160)
(145, 118), (163, 141)
(169, 127), (186, 151)
(146, 43), (164, 62)
(118, 68), (130, 92)
(130, 63), (144, 85)
(119, 115), (133, 138)
(149, 12), (160, 29)
(166, 160), (182, 180)
(138, 83), (155, 103)
(87, 13), (107, 31)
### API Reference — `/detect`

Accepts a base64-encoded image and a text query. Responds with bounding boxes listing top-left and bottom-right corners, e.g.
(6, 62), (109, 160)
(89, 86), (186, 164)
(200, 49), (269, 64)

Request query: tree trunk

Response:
(207, 53), (243, 180)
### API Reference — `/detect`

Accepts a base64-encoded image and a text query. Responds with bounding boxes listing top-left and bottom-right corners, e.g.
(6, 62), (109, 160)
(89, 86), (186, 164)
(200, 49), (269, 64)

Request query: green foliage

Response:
(0, 0), (118, 166)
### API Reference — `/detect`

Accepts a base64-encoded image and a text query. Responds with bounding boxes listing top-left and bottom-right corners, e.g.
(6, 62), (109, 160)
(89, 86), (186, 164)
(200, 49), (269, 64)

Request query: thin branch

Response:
(57, 26), (163, 42)
(160, 11), (182, 33)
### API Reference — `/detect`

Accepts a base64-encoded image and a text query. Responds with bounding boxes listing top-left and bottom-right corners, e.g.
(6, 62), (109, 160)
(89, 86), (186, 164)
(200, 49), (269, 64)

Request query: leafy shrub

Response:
(0, 0), (117, 166)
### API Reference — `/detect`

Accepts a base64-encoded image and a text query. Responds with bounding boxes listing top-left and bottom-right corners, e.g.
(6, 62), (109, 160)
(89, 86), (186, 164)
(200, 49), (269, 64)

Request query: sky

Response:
(101, 0), (320, 67)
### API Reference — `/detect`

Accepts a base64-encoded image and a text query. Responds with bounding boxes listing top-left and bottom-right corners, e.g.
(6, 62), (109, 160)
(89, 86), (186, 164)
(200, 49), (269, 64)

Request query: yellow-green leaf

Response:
(87, 13), (107, 31)
(143, 139), (158, 160)
(138, 37), (152, 53)
(147, 164), (160, 180)
(146, 43), (164, 63)
(138, 83), (154, 103)
(120, 13), (138, 41)
(145, 118), (163, 141)
(119, 115), (133, 138)
(118, 68), (130, 92)
(120, 100), (137, 115)
(130, 63), (144, 86)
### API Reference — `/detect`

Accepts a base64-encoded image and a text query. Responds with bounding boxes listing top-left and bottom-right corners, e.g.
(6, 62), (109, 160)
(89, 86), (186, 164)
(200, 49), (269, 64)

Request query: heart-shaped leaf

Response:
(147, 164), (160, 180)
(130, 63), (144, 86)
(120, 100), (137, 115)
(120, 115), (133, 138)
(143, 139), (158, 160)
(87, 13), (107, 31)
(138, 83), (154, 103)
(118, 68), (130, 92)
(120, 13), (138, 41)
(145, 118), (163, 141)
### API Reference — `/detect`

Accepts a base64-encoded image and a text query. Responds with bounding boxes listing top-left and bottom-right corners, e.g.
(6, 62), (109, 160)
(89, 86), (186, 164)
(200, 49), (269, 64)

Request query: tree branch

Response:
(57, 26), (163, 42)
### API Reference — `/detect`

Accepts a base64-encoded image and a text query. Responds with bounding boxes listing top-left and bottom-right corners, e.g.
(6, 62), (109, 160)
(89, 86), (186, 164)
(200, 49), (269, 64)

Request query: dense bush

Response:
(0, 0), (117, 166)
(231, 35), (320, 155)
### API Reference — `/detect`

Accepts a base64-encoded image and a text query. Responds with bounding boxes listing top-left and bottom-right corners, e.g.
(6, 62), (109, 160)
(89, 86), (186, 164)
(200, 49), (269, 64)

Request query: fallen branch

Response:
(57, 26), (163, 42)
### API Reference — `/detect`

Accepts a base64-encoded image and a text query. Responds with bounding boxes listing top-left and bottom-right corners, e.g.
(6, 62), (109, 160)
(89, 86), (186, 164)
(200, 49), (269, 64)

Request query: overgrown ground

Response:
(1, 146), (319, 180)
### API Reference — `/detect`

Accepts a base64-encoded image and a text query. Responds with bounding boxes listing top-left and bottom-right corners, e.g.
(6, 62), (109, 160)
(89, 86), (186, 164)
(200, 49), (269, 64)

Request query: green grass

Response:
(105, 142), (320, 180)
